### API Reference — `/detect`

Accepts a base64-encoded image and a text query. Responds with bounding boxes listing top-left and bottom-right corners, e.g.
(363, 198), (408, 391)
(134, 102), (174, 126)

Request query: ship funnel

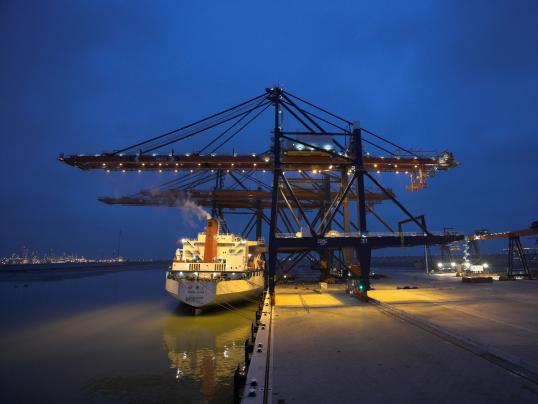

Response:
(203, 218), (219, 262)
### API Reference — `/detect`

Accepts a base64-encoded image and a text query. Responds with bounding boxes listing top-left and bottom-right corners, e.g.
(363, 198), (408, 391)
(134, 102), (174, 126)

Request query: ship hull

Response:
(165, 275), (264, 308)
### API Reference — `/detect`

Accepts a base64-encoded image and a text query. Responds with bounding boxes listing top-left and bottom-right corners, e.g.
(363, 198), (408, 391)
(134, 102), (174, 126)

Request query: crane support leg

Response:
(507, 236), (531, 279)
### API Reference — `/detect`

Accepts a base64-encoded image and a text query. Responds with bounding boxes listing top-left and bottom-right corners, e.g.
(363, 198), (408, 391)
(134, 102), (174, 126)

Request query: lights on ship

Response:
(264, 156), (270, 162)
(329, 165), (333, 169)
(158, 163), (162, 167)
(373, 164), (378, 168)
(437, 262), (442, 268)
(451, 262), (456, 267)
(102, 163), (106, 167)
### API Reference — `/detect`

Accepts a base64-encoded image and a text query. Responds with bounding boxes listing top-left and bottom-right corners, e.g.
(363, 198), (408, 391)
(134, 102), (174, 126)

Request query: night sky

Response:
(1, 1), (537, 259)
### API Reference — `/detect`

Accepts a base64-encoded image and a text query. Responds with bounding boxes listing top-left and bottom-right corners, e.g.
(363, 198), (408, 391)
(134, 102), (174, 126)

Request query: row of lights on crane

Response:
(105, 167), (415, 176)
(102, 162), (420, 171)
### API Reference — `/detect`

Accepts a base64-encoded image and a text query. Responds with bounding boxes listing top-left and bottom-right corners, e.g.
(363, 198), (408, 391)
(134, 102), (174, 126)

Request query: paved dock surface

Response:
(370, 269), (538, 367)
(271, 283), (538, 404)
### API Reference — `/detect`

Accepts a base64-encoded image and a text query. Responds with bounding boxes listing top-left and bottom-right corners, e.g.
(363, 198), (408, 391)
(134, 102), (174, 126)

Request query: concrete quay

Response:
(369, 269), (538, 371)
(265, 282), (538, 404)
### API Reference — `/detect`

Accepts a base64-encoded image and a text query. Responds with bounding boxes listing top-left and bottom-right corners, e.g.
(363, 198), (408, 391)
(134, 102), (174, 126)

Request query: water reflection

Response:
(163, 304), (254, 402)
(0, 265), (258, 403)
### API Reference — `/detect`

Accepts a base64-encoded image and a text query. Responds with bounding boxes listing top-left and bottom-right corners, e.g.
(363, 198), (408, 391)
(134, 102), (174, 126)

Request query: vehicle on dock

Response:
(465, 263), (488, 273)
(436, 261), (458, 272)
(165, 218), (264, 310)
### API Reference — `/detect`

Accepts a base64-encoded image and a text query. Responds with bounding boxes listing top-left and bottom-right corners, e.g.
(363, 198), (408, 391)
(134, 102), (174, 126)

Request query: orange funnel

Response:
(203, 218), (219, 262)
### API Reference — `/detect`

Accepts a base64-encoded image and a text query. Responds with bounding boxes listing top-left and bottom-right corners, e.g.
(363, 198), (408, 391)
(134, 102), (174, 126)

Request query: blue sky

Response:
(1, 0), (537, 258)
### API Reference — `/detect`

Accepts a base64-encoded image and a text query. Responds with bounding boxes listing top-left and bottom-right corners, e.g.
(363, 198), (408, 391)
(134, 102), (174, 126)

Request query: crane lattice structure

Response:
(98, 169), (393, 243)
(59, 87), (463, 299)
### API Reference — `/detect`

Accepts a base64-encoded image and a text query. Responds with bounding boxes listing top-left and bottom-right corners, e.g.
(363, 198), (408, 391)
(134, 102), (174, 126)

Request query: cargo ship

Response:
(165, 218), (265, 310)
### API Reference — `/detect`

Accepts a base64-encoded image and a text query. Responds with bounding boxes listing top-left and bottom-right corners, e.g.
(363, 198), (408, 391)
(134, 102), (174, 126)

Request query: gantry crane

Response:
(59, 87), (463, 299)
(469, 227), (538, 278)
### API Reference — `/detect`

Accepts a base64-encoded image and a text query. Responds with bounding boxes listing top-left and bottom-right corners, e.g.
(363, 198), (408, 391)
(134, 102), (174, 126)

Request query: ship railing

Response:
(167, 269), (262, 282)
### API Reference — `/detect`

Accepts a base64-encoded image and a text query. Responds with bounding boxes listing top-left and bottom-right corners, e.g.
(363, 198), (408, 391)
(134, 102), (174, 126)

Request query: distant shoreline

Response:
(0, 260), (169, 272)
(0, 261), (170, 283)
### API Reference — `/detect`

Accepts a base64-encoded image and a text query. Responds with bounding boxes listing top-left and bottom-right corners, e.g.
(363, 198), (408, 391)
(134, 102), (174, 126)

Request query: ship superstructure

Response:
(165, 218), (264, 309)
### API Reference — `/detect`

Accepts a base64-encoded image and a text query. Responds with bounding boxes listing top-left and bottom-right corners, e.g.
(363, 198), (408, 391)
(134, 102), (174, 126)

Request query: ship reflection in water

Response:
(0, 263), (257, 404)
(164, 306), (252, 402)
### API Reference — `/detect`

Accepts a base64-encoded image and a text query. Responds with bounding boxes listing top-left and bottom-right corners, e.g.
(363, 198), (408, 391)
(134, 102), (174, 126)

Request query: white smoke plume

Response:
(179, 198), (211, 226)
(145, 189), (210, 227)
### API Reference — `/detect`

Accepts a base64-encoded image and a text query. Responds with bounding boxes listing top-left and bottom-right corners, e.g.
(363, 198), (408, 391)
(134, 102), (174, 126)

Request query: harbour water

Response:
(0, 263), (258, 403)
